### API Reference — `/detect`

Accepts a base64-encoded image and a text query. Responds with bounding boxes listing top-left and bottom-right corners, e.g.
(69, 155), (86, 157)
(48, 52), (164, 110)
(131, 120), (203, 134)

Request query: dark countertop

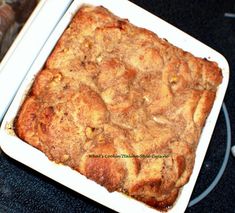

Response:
(0, 0), (234, 212)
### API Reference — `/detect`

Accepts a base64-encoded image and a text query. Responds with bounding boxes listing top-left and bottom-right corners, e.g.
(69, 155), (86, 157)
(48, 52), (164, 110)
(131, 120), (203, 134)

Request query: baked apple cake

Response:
(14, 5), (222, 210)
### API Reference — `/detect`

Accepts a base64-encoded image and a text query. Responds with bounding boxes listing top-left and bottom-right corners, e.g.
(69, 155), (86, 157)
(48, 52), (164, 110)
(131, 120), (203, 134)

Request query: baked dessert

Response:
(14, 5), (222, 211)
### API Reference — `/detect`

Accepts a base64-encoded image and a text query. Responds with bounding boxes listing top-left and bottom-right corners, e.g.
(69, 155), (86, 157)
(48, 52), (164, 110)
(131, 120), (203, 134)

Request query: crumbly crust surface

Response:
(15, 5), (222, 210)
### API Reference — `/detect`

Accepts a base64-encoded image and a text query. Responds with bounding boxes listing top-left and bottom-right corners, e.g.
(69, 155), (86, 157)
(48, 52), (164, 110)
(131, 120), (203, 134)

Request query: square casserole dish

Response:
(0, 0), (229, 212)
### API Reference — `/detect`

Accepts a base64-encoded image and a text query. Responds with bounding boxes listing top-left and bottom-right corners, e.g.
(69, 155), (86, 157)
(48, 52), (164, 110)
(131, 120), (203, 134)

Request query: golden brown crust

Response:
(14, 5), (222, 211)
(83, 142), (126, 191)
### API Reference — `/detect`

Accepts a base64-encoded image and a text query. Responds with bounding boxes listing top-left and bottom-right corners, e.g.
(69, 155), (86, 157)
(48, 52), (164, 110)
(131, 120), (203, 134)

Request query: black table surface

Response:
(0, 0), (235, 212)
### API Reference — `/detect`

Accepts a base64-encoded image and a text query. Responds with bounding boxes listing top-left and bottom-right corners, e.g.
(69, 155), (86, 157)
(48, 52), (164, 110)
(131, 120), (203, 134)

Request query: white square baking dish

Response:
(0, 0), (229, 212)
